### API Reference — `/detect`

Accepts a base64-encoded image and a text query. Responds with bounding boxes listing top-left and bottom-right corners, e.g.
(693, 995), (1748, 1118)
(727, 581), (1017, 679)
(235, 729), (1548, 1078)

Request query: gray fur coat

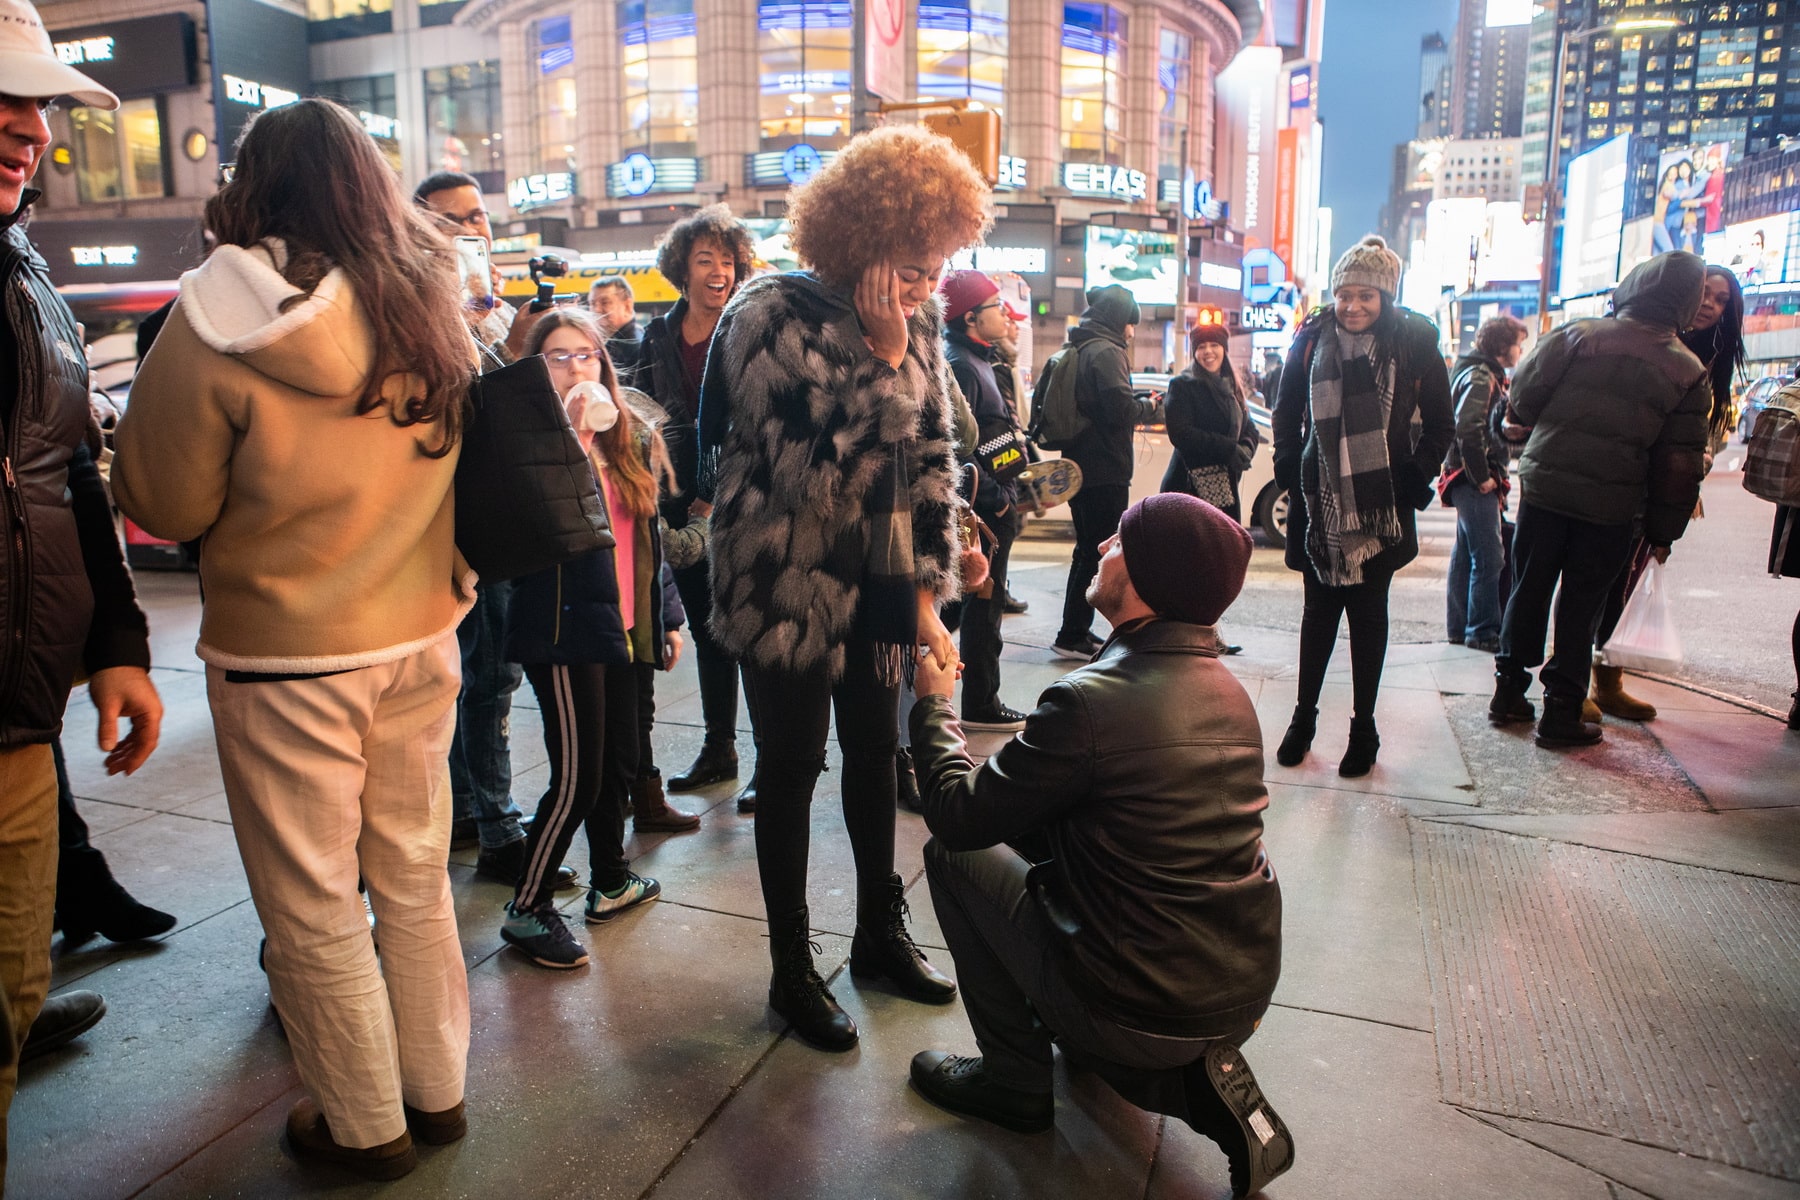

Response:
(701, 272), (962, 681)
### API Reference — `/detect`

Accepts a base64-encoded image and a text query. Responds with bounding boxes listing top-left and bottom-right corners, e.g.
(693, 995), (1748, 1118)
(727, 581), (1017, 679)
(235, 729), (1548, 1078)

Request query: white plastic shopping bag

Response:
(1601, 559), (1682, 672)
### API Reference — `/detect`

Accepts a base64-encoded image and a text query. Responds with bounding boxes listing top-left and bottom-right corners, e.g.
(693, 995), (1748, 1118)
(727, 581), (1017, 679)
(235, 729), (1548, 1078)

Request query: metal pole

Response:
(851, 0), (875, 134)
(1537, 27), (1571, 334)
(1175, 118), (1190, 342)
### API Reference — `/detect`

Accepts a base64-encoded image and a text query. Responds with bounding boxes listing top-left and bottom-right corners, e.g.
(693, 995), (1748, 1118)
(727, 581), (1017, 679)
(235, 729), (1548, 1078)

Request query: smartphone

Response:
(454, 235), (494, 312)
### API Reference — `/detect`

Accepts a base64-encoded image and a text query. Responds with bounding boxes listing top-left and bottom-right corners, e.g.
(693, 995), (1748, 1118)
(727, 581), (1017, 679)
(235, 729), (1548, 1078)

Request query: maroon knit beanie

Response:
(1117, 493), (1253, 626)
(1188, 321), (1231, 354)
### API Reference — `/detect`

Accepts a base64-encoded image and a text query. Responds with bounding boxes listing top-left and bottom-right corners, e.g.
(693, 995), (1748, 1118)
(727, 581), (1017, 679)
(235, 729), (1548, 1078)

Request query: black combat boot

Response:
(767, 907), (857, 1051)
(1337, 716), (1379, 778)
(1535, 695), (1603, 749)
(849, 873), (956, 1004)
(1488, 672), (1536, 724)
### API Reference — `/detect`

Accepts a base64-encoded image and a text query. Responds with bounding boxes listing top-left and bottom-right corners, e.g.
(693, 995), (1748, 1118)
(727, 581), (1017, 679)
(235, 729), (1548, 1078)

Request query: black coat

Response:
(944, 327), (1020, 516)
(1, 203), (150, 746)
(633, 298), (703, 525)
(1159, 365), (1258, 518)
(1272, 309), (1455, 578)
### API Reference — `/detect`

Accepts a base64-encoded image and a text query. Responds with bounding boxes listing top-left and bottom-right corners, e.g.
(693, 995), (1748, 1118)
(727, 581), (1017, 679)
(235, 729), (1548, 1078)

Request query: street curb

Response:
(1623, 668), (1787, 722)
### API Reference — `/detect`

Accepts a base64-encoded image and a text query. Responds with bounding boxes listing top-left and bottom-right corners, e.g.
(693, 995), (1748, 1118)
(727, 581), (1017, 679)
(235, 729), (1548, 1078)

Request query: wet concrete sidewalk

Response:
(12, 544), (1800, 1199)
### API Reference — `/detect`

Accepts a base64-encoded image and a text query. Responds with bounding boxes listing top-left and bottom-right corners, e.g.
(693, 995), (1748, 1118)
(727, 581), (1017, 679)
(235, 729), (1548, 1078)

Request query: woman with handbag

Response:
(697, 125), (987, 1050)
(113, 99), (475, 1177)
(1271, 236), (1454, 777)
(1161, 319), (1259, 654)
(497, 310), (688, 969)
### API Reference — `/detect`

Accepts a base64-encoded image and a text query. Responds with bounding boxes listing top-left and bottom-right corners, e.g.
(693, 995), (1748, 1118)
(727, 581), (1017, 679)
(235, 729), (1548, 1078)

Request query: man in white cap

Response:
(0, 0), (163, 1180)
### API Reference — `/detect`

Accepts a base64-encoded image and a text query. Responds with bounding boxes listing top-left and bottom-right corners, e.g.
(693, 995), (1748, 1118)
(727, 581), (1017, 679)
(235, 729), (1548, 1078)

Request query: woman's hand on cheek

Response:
(855, 260), (909, 369)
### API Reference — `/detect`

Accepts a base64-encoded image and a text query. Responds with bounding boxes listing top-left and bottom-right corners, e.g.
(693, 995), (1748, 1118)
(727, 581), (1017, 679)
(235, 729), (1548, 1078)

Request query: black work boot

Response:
(733, 771), (759, 814)
(849, 873), (956, 1004)
(1274, 706), (1316, 767)
(55, 854), (177, 947)
(1181, 1042), (1296, 1200)
(1337, 716), (1379, 778)
(1535, 695), (1603, 749)
(1488, 672), (1536, 725)
(767, 907), (857, 1051)
(669, 741), (738, 791)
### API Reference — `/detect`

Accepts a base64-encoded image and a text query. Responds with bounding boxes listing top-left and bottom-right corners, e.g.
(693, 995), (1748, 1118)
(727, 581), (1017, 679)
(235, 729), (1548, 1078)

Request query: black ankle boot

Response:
(895, 747), (922, 814)
(768, 907), (857, 1051)
(1535, 696), (1603, 749)
(849, 873), (956, 1004)
(1489, 673), (1536, 724)
(669, 741), (738, 791)
(1274, 707), (1316, 768)
(1338, 717), (1379, 778)
(733, 771), (759, 814)
(56, 855), (177, 946)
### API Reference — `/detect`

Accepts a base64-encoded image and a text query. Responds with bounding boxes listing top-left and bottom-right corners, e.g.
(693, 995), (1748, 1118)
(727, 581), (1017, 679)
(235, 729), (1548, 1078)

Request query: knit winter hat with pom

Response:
(1331, 234), (1402, 298)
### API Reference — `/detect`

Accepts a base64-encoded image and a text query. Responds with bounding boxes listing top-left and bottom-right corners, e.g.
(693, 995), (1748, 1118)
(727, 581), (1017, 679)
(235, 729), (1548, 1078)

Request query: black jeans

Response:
(960, 507), (1022, 715)
(741, 637), (899, 921)
(1497, 502), (1636, 704)
(925, 839), (1221, 1096)
(1295, 569), (1394, 721)
(1058, 483), (1131, 645)
(673, 559), (740, 748)
(516, 662), (637, 909)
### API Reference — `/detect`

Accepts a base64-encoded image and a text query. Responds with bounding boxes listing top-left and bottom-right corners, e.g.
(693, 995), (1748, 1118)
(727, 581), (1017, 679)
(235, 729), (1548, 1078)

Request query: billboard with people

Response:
(1705, 214), (1792, 287)
(1651, 142), (1729, 255)
(1084, 226), (1180, 306)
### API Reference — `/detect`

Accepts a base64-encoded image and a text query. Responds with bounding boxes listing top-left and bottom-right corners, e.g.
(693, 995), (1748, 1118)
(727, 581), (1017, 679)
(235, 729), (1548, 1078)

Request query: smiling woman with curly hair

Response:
(695, 124), (991, 1052)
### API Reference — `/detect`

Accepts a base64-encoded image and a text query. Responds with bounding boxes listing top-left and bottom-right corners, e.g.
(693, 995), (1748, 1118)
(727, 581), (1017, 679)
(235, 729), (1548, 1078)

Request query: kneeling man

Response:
(908, 493), (1293, 1200)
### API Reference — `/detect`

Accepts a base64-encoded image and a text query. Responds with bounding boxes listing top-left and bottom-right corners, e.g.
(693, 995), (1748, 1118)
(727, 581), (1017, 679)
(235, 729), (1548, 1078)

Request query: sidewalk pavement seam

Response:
(635, 1029), (792, 1200)
(122, 1084), (298, 1200)
(1266, 999), (1432, 1037)
(1626, 668), (1789, 721)
(1409, 813), (1794, 883)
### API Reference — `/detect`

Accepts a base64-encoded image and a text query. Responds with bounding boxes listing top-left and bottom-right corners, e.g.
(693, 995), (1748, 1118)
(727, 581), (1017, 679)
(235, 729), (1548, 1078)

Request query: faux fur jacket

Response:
(700, 272), (962, 681)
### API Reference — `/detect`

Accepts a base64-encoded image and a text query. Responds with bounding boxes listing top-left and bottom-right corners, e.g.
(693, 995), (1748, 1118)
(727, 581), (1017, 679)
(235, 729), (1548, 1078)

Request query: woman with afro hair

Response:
(697, 124), (991, 1051)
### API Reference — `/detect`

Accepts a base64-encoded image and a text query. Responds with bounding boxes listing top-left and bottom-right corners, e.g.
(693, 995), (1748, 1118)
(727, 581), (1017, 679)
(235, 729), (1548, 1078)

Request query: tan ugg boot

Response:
(1592, 665), (1657, 720)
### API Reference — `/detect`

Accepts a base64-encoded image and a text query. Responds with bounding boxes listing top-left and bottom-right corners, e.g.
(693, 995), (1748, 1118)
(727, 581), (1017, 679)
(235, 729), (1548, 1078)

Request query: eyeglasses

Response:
(970, 302), (1002, 314)
(448, 209), (488, 229)
(544, 351), (601, 366)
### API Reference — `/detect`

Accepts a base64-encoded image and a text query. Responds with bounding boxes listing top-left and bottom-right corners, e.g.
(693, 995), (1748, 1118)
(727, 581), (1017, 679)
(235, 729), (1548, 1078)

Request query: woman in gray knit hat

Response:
(1269, 236), (1455, 776)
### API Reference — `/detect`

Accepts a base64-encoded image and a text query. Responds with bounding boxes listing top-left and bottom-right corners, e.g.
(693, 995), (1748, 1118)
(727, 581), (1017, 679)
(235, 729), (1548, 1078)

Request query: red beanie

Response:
(1117, 493), (1253, 626)
(939, 269), (999, 324)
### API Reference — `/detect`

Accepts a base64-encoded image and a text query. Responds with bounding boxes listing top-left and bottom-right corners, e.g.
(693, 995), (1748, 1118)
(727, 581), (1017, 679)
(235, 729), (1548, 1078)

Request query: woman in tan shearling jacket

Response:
(113, 99), (476, 1181)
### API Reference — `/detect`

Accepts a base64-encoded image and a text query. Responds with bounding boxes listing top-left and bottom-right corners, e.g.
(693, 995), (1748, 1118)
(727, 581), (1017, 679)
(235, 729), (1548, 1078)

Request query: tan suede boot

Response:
(1591, 665), (1657, 720)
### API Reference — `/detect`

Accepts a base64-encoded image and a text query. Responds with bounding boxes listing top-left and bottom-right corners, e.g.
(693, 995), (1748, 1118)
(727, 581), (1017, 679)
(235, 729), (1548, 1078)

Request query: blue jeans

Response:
(450, 580), (525, 850)
(1446, 479), (1505, 643)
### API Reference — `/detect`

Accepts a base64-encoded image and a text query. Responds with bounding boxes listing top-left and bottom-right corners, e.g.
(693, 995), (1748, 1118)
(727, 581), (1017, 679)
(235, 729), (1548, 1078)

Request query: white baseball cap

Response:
(0, 0), (119, 110)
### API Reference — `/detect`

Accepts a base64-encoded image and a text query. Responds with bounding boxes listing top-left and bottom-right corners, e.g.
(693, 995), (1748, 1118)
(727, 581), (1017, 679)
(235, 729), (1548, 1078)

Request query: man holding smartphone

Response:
(415, 172), (545, 365)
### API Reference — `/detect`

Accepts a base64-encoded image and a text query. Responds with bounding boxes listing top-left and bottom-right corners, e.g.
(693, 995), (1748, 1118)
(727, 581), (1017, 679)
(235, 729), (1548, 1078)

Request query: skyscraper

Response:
(1524, 0), (1799, 218)
(1452, 0), (1531, 140)
(1420, 32), (1453, 139)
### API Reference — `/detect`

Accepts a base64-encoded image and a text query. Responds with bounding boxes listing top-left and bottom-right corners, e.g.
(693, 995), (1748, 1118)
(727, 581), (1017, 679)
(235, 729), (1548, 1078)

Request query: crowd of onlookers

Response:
(4, 10), (1796, 1191)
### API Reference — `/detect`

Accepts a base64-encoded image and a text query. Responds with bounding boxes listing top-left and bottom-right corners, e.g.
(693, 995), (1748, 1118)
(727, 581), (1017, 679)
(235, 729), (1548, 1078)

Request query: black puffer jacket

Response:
(1062, 321), (1156, 489)
(1, 199), (149, 746)
(944, 326), (1020, 516)
(1272, 308), (1455, 577)
(911, 618), (1280, 1038)
(1507, 252), (1711, 545)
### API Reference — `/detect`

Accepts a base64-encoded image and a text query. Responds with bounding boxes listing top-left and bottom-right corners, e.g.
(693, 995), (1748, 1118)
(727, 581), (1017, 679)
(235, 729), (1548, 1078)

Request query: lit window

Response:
(917, 0), (1008, 129)
(306, 0), (392, 41)
(314, 74), (401, 170)
(1156, 27), (1190, 184)
(425, 62), (504, 190)
(619, 0), (698, 157)
(758, 1), (852, 151)
(1588, 101), (1610, 118)
(531, 15), (579, 178)
(68, 98), (168, 204)
(1061, 1), (1126, 165)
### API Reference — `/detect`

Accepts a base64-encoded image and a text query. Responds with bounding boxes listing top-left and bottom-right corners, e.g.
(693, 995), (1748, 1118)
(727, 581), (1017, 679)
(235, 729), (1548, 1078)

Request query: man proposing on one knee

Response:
(905, 493), (1294, 1200)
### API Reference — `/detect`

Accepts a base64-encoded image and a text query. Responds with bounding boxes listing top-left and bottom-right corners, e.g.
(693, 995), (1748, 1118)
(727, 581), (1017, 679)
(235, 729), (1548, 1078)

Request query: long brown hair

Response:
(523, 308), (670, 520)
(205, 99), (470, 454)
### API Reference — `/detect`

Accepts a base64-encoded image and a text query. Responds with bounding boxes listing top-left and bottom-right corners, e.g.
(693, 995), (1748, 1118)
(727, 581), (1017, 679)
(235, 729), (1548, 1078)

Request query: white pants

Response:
(208, 635), (468, 1148)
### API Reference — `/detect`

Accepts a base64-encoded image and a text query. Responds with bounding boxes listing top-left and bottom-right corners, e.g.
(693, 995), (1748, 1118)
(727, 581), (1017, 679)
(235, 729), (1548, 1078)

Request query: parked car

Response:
(1737, 374), (1795, 442)
(1128, 372), (1288, 548)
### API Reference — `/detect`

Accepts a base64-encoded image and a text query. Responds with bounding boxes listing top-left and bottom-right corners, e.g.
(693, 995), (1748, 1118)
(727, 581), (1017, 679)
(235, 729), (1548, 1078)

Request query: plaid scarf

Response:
(1304, 318), (1401, 586)
(852, 441), (919, 686)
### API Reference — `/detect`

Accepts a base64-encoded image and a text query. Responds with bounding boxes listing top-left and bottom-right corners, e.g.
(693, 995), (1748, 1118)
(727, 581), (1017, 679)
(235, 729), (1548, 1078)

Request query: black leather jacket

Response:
(632, 297), (702, 526)
(1, 196), (150, 746)
(910, 618), (1281, 1038)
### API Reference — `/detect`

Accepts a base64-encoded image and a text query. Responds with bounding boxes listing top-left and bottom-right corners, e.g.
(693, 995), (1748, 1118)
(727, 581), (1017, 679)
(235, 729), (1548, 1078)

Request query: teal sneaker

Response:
(584, 872), (662, 923)
(500, 902), (589, 969)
